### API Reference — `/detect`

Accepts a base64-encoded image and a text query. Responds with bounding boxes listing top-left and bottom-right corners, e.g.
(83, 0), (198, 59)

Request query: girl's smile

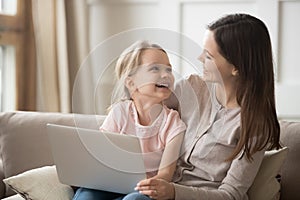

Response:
(127, 49), (174, 104)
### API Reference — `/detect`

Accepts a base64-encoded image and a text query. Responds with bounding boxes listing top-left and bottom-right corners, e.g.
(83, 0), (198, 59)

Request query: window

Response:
(0, 45), (16, 110)
(0, 47), (2, 109)
(0, 0), (19, 111)
(0, 0), (34, 111)
(0, 0), (17, 15)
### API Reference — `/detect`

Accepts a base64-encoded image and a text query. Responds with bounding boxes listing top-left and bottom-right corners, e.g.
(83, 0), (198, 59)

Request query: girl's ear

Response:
(125, 77), (135, 91)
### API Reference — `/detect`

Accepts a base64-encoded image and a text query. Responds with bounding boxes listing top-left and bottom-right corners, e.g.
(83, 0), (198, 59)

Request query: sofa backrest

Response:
(0, 111), (299, 199)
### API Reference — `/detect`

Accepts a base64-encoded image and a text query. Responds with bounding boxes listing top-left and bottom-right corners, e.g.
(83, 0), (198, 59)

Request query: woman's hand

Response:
(135, 178), (175, 200)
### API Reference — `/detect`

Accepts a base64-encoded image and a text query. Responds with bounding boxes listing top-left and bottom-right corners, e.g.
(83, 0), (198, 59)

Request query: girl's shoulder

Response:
(162, 105), (185, 126)
(110, 100), (132, 114)
(163, 105), (180, 117)
(160, 105), (186, 140)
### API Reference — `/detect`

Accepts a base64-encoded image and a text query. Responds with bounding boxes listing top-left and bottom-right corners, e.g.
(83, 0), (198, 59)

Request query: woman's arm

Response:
(136, 178), (175, 199)
(136, 149), (265, 200)
(151, 132), (184, 182)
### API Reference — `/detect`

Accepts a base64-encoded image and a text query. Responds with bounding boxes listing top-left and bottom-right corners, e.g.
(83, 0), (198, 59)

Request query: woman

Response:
(133, 13), (281, 200)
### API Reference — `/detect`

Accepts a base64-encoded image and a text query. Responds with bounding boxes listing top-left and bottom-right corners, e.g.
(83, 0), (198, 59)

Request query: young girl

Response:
(73, 40), (186, 200)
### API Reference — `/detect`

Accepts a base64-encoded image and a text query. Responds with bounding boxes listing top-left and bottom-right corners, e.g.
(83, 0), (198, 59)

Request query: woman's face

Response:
(127, 49), (174, 103)
(198, 30), (237, 84)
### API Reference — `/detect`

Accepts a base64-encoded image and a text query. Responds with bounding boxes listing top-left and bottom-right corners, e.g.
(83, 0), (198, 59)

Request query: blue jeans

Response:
(123, 192), (152, 200)
(73, 188), (152, 200)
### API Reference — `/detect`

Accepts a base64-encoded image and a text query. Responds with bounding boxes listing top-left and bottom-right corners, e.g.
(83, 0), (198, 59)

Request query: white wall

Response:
(87, 0), (300, 120)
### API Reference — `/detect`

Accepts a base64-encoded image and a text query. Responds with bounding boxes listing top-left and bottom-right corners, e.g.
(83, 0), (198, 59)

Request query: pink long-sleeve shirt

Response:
(100, 100), (186, 177)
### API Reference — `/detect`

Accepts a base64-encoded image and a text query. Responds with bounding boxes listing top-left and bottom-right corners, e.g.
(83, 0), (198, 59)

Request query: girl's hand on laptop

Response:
(135, 178), (175, 199)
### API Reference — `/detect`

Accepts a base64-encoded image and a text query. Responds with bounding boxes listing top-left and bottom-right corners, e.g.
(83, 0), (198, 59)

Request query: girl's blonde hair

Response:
(111, 40), (166, 104)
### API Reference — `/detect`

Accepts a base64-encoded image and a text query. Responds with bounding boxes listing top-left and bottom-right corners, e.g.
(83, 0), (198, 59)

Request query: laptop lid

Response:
(46, 123), (146, 194)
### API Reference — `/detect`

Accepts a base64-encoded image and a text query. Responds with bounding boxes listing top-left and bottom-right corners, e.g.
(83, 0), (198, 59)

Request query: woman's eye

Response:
(205, 55), (211, 60)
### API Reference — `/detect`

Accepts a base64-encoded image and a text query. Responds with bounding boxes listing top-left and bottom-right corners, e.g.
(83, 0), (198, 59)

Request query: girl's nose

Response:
(161, 69), (171, 78)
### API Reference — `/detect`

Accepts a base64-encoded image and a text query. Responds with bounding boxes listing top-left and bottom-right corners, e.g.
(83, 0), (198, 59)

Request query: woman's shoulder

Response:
(175, 74), (211, 100)
(183, 74), (205, 83)
(177, 74), (207, 90)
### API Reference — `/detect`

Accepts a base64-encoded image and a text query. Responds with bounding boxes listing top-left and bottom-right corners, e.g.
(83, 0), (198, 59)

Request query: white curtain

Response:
(32, 0), (94, 113)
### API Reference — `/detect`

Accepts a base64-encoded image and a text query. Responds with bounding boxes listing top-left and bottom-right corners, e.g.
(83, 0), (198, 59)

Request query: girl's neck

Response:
(132, 99), (163, 126)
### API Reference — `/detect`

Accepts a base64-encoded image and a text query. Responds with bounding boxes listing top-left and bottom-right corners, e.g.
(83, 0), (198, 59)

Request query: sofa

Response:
(0, 111), (299, 200)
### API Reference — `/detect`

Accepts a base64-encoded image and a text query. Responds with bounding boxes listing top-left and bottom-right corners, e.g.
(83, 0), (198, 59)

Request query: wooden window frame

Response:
(0, 0), (36, 110)
(0, 0), (24, 30)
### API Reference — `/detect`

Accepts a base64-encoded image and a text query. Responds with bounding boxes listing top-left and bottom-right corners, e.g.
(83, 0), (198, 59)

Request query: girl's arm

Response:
(151, 132), (184, 182)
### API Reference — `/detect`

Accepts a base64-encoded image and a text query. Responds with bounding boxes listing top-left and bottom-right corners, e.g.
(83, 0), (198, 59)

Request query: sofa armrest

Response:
(279, 120), (300, 200)
(0, 159), (5, 198)
(0, 111), (106, 198)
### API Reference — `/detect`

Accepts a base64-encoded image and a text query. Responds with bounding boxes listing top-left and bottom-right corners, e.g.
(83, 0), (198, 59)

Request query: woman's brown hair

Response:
(208, 13), (281, 160)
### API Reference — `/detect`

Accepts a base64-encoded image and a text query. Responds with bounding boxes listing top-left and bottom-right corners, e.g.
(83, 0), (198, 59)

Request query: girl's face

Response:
(198, 30), (238, 84)
(127, 49), (174, 104)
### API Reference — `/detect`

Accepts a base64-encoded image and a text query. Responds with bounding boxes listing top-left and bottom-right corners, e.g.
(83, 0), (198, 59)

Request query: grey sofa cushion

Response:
(279, 121), (300, 200)
(248, 147), (288, 200)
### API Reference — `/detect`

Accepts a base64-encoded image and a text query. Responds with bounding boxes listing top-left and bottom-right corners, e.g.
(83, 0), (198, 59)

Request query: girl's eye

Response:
(150, 66), (159, 71)
(166, 67), (172, 73)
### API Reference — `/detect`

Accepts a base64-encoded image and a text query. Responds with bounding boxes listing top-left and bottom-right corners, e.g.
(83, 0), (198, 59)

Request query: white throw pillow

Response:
(248, 147), (289, 200)
(3, 165), (74, 200)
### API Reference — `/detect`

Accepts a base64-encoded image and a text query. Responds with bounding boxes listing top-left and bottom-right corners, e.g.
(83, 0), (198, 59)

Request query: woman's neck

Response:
(216, 83), (239, 109)
(132, 99), (163, 126)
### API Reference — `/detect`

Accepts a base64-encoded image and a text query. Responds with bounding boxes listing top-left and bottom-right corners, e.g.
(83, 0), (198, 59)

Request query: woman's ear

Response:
(232, 67), (239, 76)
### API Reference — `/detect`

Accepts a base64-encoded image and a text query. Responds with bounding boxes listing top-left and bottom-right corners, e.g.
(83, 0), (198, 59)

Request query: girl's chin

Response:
(158, 93), (172, 101)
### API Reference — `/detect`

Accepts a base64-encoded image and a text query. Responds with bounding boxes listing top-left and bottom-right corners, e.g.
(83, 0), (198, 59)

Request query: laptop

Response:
(46, 123), (146, 194)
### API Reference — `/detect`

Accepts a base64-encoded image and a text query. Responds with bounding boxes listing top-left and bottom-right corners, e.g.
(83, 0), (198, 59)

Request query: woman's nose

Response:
(198, 52), (205, 63)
